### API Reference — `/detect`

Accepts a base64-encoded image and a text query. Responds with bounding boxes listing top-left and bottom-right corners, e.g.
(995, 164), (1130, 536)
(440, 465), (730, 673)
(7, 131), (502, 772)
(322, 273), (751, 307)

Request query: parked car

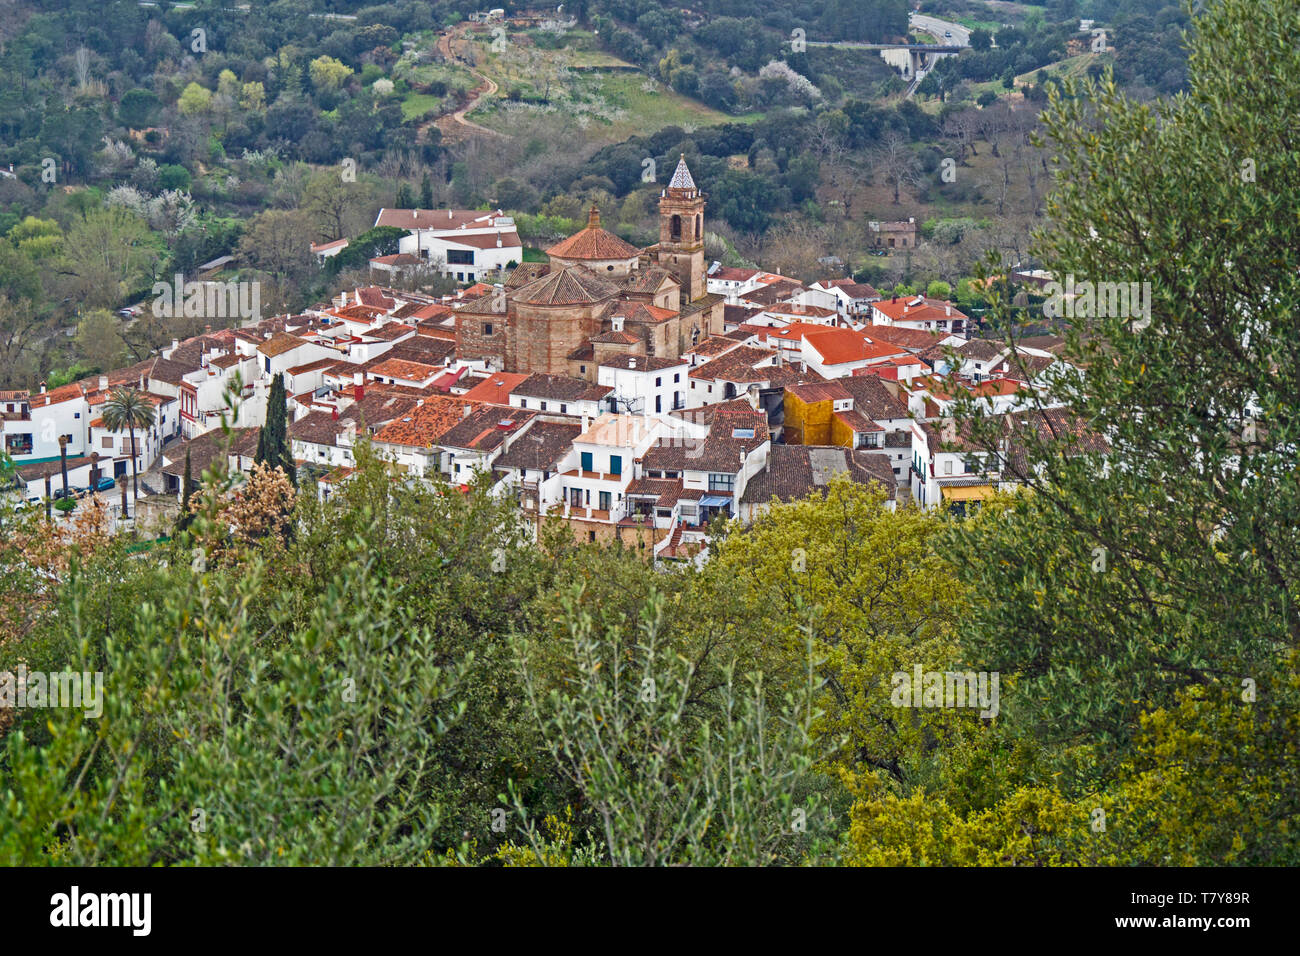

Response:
(944, 30), (953, 38)
(53, 486), (86, 500)
(94, 476), (116, 492)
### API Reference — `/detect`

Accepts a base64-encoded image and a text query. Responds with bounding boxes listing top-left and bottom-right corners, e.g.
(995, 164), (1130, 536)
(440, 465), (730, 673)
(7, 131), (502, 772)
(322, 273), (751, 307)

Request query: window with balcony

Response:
(609, 455), (622, 475)
(580, 451), (593, 472)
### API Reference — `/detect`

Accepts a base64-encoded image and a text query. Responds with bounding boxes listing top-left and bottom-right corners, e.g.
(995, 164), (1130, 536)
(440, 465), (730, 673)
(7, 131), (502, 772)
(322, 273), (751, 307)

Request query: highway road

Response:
(909, 11), (971, 47)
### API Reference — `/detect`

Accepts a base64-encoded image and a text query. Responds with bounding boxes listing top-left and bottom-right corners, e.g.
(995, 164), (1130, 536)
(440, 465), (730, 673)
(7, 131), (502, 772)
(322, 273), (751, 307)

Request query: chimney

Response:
(462, 404), (472, 418)
(331, 405), (339, 421)
(946, 305), (951, 316)
(98, 375), (108, 391)
(628, 357), (635, 369)
(170, 338), (179, 353)
(139, 374), (146, 390)
(353, 371), (365, 401)
(205, 324), (211, 335)
(582, 413), (590, 432)
(39, 381), (46, 394)
(496, 233), (502, 248)
(448, 209), (453, 220)
(587, 205), (600, 229)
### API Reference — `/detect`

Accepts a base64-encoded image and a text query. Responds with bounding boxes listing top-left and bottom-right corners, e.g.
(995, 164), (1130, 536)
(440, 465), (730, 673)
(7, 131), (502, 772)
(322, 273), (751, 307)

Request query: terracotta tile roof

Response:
(374, 208), (504, 230)
(590, 329), (642, 345)
(388, 337), (456, 366)
(506, 262), (551, 288)
(285, 357), (337, 375)
(686, 336), (744, 359)
(257, 332), (308, 357)
(955, 338), (1008, 362)
(355, 287), (396, 310)
(834, 408), (882, 433)
(642, 425), (764, 474)
(741, 280), (804, 307)
(998, 350), (1056, 381)
(494, 420), (582, 471)
(872, 296), (967, 324)
(863, 325), (950, 351)
(459, 372), (532, 405)
(711, 267), (760, 283)
(159, 428), (259, 478)
(439, 406), (538, 452)
(624, 477), (686, 508)
(803, 328), (906, 366)
(763, 303), (838, 320)
(367, 358), (443, 383)
(351, 393), (421, 432)
(445, 230), (522, 250)
(372, 396), (473, 448)
(620, 267), (677, 294)
(598, 355), (683, 372)
(740, 444), (896, 504)
(837, 376), (910, 420)
(513, 264), (620, 306)
(723, 304), (763, 327)
(688, 346), (777, 383)
(611, 301), (677, 324)
(455, 292), (506, 315)
(288, 409), (354, 446)
(823, 278), (880, 299)
(362, 323), (416, 342)
(411, 303), (455, 321)
(545, 206), (640, 261)
(512, 373), (613, 403)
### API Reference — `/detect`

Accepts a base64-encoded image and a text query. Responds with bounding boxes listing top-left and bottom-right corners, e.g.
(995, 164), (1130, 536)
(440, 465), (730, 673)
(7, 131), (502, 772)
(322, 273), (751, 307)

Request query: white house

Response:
(374, 208), (523, 284)
(597, 356), (688, 417)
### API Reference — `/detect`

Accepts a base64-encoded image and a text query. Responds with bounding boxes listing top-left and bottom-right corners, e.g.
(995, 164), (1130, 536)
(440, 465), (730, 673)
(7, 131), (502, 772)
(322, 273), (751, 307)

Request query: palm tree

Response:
(101, 386), (156, 503)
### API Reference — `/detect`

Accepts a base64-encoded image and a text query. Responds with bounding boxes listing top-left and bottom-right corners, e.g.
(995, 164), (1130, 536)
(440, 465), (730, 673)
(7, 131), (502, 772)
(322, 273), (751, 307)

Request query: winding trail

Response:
(424, 25), (505, 143)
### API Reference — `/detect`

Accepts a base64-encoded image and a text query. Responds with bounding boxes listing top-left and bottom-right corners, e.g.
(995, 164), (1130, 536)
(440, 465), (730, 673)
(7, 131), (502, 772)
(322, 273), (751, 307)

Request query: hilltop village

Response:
(3, 157), (1082, 561)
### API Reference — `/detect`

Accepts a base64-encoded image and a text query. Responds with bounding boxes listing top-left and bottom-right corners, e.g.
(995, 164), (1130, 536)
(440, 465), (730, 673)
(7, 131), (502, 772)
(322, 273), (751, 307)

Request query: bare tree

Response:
(873, 133), (923, 205)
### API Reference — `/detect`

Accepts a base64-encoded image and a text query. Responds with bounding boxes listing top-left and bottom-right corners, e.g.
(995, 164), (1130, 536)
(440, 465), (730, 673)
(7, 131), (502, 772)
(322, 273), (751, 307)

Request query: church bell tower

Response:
(657, 155), (707, 302)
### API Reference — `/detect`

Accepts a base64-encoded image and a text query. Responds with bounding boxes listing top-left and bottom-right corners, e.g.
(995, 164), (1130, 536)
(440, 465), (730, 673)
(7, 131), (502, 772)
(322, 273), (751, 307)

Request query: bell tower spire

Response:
(657, 154), (706, 302)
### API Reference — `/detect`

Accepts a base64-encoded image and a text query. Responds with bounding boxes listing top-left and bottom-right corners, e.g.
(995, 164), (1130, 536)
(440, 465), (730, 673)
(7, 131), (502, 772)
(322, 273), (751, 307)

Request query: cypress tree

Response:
(257, 373), (296, 486)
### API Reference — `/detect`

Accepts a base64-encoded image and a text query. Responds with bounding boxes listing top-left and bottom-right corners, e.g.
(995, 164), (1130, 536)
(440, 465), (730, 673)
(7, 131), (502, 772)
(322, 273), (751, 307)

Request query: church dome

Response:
(545, 206), (641, 261)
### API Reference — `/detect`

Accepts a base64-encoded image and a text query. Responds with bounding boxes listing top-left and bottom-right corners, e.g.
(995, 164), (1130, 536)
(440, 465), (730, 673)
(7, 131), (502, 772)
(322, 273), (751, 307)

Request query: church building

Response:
(454, 156), (725, 380)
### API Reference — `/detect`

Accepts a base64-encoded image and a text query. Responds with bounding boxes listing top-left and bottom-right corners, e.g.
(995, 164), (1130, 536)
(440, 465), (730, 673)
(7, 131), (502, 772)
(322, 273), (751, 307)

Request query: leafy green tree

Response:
(948, 0), (1300, 789)
(55, 206), (155, 309)
(513, 589), (827, 866)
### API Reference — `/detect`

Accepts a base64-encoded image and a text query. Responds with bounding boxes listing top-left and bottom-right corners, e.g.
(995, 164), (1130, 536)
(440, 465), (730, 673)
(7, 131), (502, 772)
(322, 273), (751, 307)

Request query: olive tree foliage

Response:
(509, 589), (831, 866)
(945, 0), (1300, 789)
(0, 546), (468, 865)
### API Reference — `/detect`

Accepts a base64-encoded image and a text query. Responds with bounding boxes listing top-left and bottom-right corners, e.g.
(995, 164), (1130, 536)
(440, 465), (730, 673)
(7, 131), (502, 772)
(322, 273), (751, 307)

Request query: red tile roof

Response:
(372, 396), (473, 447)
(459, 372), (531, 405)
(545, 206), (640, 261)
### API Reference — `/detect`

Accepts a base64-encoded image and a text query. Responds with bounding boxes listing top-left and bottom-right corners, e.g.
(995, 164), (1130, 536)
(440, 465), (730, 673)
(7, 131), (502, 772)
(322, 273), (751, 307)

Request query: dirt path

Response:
(423, 25), (505, 143)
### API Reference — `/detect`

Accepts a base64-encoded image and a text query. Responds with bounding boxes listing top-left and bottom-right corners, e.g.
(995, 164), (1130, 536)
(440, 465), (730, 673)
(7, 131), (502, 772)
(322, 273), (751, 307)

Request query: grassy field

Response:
(400, 93), (443, 122)
(468, 28), (753, 141)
